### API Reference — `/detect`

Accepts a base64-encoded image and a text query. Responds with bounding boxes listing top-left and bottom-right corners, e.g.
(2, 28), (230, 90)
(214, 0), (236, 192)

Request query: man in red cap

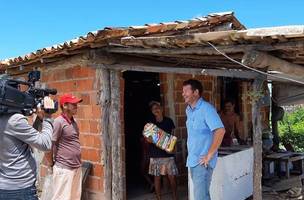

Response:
(44, 93), (83, 200)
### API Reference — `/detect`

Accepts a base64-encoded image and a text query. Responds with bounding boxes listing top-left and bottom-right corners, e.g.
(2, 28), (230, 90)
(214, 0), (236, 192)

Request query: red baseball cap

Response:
(59, 94), (82, 106)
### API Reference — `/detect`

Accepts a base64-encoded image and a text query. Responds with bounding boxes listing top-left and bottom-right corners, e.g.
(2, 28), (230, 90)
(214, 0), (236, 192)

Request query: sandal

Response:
(286, 187), (302, 198)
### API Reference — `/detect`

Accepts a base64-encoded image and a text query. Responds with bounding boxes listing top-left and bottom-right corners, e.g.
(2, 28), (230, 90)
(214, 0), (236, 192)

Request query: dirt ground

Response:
(130, 186), (304, 200)
(262, 192), (302, 200)
(257, 186), (304, 200)
(128, 186), (188, 200)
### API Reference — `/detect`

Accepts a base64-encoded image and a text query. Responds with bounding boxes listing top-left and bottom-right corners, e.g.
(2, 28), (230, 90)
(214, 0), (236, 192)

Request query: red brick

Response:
(46, 80), (78, 93)
(90, 121), (101, 134)
(175, 74), (192, 80)
(161, 83), (168, 94)
(76, 79), (94, 91)
(53, 69), (67, 81)
(202, 92), (211, 101)
(177, 116), (186, 127)
(41, 74), (48, 82)
(82, 106), (94, 119)
(90, 164), (104, 177)
(202, 81), (213, 91)
(78, 120), (90, 133)
(61, 80), (78, 93)
(80, 134), (101, 148)
(80, 93), (90, 105)
(175, 104), (180, 115)
(47, 82), (64, 93)
(81, 148), (101, 162)
(92, 105), (101, 118)
(65, 67), (76, 79)
(44, 69), (67, 82)
(179, 103), (187, 114)
(66, 66), (95, 79)
(174, 91), (183, 103)
(159, 73), (167, 81)
(174, 80), (184, 90)
(165, 108), (170, 116)
(86, 176), (104, 192)
(200, 75), (213, 81)
(75, 106), (85, 119)
(42, 72), (53, 82)
(90, 92), (99, 105)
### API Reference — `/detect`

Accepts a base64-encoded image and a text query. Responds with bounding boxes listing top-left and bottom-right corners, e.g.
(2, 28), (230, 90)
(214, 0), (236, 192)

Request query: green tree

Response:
(279, 107), (304, 151)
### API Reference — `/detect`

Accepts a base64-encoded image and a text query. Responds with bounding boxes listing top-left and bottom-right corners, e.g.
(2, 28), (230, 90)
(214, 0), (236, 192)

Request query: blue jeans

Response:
(0, 185), (38, 200)
(190, 165), (213, 200)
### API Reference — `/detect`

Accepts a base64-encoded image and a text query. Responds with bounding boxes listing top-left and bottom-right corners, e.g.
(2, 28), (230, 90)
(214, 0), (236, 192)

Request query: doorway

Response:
(220, 77), (241, 113)
(123, 71), (161, 199)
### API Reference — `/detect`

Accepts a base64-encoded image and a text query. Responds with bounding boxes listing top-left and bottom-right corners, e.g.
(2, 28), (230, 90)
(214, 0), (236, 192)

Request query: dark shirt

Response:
(148, 116), (175, 158)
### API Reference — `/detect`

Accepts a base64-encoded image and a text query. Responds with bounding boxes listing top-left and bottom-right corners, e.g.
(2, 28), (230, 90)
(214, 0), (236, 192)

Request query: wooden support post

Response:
(98, 68), (123, 200)
(109, 70), (123, 200)
(252, 78), (264, 200)
(98, 68), (112, 199)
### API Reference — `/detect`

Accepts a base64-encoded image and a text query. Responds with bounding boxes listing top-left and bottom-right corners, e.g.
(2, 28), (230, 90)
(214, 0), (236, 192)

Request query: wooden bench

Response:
(264, 152), (293, 178)
(264, 152), (304, 179)
(280, 153), (304, 178)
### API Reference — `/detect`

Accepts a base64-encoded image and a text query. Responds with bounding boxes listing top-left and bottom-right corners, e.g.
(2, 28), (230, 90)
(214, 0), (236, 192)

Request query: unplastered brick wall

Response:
(159, 73), (219, 183)
(38, 65), (104, 199)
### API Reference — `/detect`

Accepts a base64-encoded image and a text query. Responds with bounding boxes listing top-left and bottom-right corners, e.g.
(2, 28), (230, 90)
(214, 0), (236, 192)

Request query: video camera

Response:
(0, 71), (58, 116)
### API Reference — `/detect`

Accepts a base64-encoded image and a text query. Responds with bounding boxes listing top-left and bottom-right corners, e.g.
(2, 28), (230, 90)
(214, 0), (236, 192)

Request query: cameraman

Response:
(0, 97), (55, 200)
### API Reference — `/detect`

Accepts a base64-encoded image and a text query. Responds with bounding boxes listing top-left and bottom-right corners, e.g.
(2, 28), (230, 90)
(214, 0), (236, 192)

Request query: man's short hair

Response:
(149, 101), (161, 110)
(183, 79), (203, 95)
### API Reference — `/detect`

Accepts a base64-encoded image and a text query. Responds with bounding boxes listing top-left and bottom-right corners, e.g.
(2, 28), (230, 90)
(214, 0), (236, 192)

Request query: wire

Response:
(206, 42), (304, 85)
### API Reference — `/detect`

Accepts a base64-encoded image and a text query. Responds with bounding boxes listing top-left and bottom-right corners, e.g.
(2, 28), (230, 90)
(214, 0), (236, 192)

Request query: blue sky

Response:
(1, 0), (303, 60)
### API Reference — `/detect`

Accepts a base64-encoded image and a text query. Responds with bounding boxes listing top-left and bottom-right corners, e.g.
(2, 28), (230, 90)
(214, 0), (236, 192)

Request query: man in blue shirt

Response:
(182, 79), (225, 200)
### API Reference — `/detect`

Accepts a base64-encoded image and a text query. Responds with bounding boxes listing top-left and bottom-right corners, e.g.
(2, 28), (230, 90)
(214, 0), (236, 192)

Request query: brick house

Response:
(1, 12), (304, 200)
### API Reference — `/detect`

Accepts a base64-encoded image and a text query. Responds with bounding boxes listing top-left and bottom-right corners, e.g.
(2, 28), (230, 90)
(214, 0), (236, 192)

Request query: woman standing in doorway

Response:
(146, 101), (178, 200)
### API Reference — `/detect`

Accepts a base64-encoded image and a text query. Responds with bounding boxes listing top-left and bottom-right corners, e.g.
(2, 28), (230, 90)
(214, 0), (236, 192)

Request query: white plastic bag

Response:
(40, 169), (53, 200)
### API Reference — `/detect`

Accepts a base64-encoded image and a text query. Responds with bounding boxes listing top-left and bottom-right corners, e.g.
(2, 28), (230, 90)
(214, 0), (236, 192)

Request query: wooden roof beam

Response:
(106, 40), (304, 56)
(242, 50), (304, 79)
(90, 63), (259, 79)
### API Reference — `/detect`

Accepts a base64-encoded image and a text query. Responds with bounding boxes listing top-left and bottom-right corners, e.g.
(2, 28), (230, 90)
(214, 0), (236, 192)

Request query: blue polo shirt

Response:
(186, 98), (224, 168)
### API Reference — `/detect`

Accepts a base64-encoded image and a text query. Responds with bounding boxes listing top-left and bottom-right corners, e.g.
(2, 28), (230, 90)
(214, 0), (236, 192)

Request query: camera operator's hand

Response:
(36, 109), (49, 120)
